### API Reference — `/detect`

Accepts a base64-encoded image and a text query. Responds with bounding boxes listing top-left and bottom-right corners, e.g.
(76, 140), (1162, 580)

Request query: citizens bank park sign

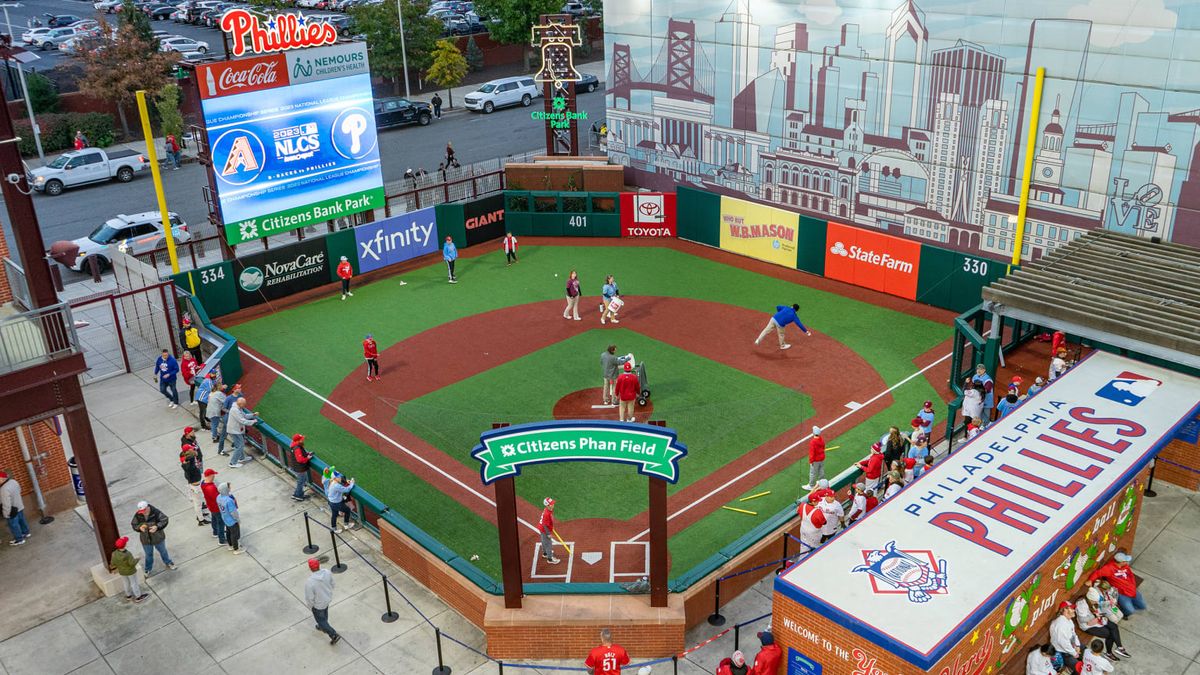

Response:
(776, 350), (1200, 668)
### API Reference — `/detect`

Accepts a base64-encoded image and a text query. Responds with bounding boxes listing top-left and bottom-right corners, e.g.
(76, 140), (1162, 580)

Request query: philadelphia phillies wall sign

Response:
(775, 351), (1200, 669)
(233, 237), (329, 308)
(354, 207), (439, 273)
(620, 192), (677, 237)
(463, 194), (505, 246)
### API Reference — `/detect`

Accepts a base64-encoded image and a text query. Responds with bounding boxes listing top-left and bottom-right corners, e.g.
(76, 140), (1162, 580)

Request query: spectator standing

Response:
(805, 478), (834, 505)
(917, 400), (935, 439)
(717, 650), (749, 675)
(599, 275), (619, 317)
(584, 628), (629, 675)
(1081, 639), (1114, 674)
(154, 349), (180, 409)
(962, 380), (983, 429)
(1051, 330), (1067, 356)
(110, 537), (148, 602)
(817, 491), (844, 542)
(131, 501), (175, 574)
(1, 470), (30, 545)
(563, 270), (582, 320)
(445, 141), (455, 166)
(599, 345), (631, 406)
(753, 303), (812, 350)
(972, 364), (995, 420)
(208, 384), (228, 443)
(291, 434), (314, 501)
(796, 498), (826, 554)
(180, 444), (208, 526)
(997, 391), (1020, 418)
(750, 631), (782, 675)
(443, 236), (458, 283)
(431, 93), (443, 118)
(803, 426), (826, 490)
(1027, 376), (1046, 398)
(225, 397), (258, 467)
(1049, 348), (1069, 381)
(502, 232), (519, 265)
(216, 482), (243, 554)
(908, 437), (930, 478)
(165, 134), (181, 170)
(1088, 550), (1147, 617)
(195, 374), (214, 429)
(1075, 589), (1129, 660)
(363, 333), (380, 381)
(538, 497), (560, 564)
(182, 318), (202, 360)
(305, 558), (341, 644)
(1049, 602), (1081, 670)
(337, 256), (354, 300)
(201, 469), (226, 545)
(326, 472), (357, 532)
(615, 361), (641, 423)
(882, 426), (909, 470)
(74, 130), (88, 150)
(857, 442), (884, 493)
(180, 351), (199, 404)
(180, 426), (202, 464)
(846, 484), (869, 523)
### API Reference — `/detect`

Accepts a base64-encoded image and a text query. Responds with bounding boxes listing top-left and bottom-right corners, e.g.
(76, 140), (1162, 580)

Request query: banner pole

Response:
(136, 90), (181, 275)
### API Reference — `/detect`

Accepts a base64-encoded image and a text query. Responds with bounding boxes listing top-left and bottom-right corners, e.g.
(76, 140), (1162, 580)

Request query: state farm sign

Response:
(197, 53), (289, 100)
(824, 221), (922, 300)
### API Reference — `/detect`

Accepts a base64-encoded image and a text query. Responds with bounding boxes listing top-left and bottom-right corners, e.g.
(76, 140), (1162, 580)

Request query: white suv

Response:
(463, 76), (540, 114)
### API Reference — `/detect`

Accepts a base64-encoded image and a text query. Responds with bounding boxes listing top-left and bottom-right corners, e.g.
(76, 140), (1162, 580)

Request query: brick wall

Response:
(0, 421), (75, 516)
(1158, 438), (1200, 490)
(771, 468), (1148, 674)
(0, 213), (11, 303)
(486, 621), (684, 660)
(379, 520), (491, 627)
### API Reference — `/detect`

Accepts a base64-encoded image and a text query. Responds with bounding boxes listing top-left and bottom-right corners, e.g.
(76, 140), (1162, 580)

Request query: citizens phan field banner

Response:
(718, 196), (799, 268)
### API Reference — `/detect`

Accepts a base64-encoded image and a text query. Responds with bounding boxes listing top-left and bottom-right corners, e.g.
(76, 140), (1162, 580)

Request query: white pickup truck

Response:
(28, 148), (151, 196)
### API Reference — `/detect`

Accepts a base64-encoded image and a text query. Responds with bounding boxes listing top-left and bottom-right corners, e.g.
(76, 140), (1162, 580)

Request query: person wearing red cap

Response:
(917, 401), (935, 440)
(305, 558), (341, 644)
(201, 469), (225, 544)
(796, 497), (826, 555)
(1, 470), (30, 545)
(1050, 601), (1082, 670)
(802, 426), (825, 490)
(857, 442), (885, 493)
(584, 627), (629, 675)
(291, 434), (314, 501)
(538, 497), (560, 564)
(180, 444), (209, 526)
(337, 256), (354, 301)
(180, 350), (200, 405)
(615, 361), (641, 423)
(110, 537), (148, 602)
(363, 334), (380, 382)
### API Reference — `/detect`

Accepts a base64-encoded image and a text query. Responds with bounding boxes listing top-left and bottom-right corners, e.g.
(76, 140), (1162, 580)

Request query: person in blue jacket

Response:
(442, 236), (458, 284)
(753, 304), (812, 350)
(154, 349), (180, 408)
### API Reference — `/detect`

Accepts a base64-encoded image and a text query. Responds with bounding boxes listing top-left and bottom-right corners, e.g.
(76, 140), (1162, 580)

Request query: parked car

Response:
(28, 148), (152, 196)
(58, 36), (103, 57)
(463, 76), (540, 113)
(44, 14), (82, 27)
(51, 212), (190, 272)
(35, 27), (81, 51)
(561, 1), (593, 16)
(576, 73), (599, 93)
(160, 36), (210, 53)
(21, 27), (52, 45)
(94, 0), (124, 11)
(374, 97), (433, 129)
(143, 4), (177, 19)
(445, 16), (484, 35)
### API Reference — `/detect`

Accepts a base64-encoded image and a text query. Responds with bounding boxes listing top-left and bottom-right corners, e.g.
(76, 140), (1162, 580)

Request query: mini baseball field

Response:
(227, 241), (952, 586)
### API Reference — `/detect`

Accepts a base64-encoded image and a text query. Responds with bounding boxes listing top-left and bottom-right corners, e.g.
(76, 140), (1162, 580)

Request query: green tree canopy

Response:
(350, 1), (443, 94)
(79, 19), (179, 135)
(471, 0), (561, 67)
(425, 39), (469, 108)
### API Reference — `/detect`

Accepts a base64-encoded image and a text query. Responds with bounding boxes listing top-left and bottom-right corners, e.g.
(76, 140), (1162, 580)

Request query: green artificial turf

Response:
(228, 244), (951, 580)
(395, 329), (812, 521)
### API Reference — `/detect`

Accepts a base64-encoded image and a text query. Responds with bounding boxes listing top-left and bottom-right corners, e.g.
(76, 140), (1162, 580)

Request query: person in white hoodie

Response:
(304, 558), (341, 645)
(1049, 602), (1082, 671)
(1024, 644), (1058, 675)
(0, 470), (30, 545)
(817, 491), (844, 542)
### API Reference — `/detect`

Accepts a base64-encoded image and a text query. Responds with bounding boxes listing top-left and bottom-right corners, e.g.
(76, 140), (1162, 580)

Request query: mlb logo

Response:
(1096, 371), (1162, 406)
(633, 194), (665, 223)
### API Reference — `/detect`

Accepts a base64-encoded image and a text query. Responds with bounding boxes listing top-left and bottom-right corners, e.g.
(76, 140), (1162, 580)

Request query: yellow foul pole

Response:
(136, 90), (180, 274)
(1011, 67), (1045, 270)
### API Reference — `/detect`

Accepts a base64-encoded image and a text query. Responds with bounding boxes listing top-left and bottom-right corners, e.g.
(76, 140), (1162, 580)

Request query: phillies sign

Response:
(197, 53), (288, 100)
(221, 9), (339, 57)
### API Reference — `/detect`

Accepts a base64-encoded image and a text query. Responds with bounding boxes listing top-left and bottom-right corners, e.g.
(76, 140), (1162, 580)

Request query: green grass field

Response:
(227, 244), (950, 577)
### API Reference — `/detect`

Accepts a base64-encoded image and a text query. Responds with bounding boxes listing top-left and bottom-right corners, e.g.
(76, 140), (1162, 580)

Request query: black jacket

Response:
(131, 505), (169, 545)
(181, 454), (202, 484)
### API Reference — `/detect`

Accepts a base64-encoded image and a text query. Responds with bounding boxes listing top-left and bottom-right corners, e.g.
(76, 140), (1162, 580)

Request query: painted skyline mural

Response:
(603, 0), (1200, 260)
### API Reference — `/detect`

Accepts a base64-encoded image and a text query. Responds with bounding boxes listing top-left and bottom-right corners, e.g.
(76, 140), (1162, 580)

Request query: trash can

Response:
(68, 456), (85, 498)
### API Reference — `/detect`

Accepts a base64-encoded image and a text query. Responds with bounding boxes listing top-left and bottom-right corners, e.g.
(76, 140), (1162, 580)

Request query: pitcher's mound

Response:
(553, 388), (654, 420)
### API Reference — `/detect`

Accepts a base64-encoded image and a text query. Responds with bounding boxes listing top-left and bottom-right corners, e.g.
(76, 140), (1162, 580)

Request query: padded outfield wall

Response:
(603, 0), (1200, 262)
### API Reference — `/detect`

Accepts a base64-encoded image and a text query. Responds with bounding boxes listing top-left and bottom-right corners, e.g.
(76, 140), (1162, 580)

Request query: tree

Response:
(426, 39), (468, 109)
(79, 20), (179, 136)
(25, 72), (60, 115)
(350, 1), (443, 95)
(155, 83), (184, 139)
(117, 0), (154, 46)
(465, 34), (484, 72)
(471, 0), (561, 69)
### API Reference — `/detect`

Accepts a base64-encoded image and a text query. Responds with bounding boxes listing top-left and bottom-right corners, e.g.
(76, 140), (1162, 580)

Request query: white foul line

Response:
(626, 352), (954, 542)
(241, 348), (540, 534)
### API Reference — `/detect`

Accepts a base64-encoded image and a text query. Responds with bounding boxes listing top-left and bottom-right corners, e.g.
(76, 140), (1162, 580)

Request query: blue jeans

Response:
(7, 510), (30, 542)
(209, 415), (222, 442)
(293, 470), (310, 499)
(312, 606), (337, 638)
(159, 379), (179, 405)
(210, 515), (226, 544)
(228, 434), (246, 464)
(217, 417), (229, 452)
(1117, 590), (1147, 616)
(329, 500), (352, 529)
(142, 540), (173, 573)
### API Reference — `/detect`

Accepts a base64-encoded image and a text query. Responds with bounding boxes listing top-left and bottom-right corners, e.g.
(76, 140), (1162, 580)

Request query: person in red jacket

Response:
(291, 434), (313, 502)
(337, 256), (354, 300)
(805, 478), (834, 505)
(538, 497), (560, 564)
(802, 425), (826, 490)
(857, 442), (885, 492)
(1088, 550), (1146, 617)
(584, 628), (629, 675)
(363, 333), (379, 381)
(615, 361), (641, 423)
(502, 232), (519, 266)
(200, 468), (225, 545)
(180, 350), (200, 404)
(717, 650), (750, 675)
(750, 631), (782, 675)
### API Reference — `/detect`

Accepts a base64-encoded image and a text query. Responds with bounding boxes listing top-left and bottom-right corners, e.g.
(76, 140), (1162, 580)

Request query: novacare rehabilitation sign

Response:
(472, 421), (687, 484)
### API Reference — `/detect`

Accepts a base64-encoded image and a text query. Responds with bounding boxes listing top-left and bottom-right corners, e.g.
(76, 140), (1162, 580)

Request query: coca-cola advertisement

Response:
(196, 53), (289, 100)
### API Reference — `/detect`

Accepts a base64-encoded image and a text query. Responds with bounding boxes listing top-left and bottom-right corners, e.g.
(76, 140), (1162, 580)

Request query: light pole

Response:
(0, 3), (16, 41)
(0, 6), (44, 162)
(394, 0), (410, 98)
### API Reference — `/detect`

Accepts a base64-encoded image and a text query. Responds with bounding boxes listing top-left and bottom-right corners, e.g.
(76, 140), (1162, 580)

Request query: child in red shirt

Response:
(363, 334), (379, 381)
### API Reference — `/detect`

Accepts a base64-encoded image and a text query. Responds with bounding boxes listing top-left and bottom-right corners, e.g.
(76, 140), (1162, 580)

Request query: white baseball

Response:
(554, 273), (559, 277)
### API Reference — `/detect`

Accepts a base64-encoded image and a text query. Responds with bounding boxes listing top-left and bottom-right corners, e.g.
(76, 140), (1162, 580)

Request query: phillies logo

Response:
(221, 9), (338, 57)
(219, 61), (280, 91)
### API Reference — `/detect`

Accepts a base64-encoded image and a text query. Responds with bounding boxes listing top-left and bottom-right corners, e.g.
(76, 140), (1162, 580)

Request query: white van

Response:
(463, 76), (540, 114)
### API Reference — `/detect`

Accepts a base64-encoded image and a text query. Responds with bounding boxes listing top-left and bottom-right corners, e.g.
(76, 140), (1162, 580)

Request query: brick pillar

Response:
(0, 422), (76, 517)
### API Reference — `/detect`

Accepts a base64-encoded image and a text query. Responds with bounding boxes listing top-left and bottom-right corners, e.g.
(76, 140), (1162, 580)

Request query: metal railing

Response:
(3, 257), (31, 311)
(383, 149), (539, 216)
(0, 302), (80, 375)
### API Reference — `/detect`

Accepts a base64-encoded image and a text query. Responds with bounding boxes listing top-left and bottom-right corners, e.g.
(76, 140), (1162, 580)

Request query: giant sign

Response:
(472, 421), (687, 484)
(776, 351), (1200, 668)
(463, 194), (505, 246)
(200, 42), (384, 246)
(824, 221), (922, 300)
(354, 207), (439, 273)
(719, 196), (799, 268)
(620, 192), (677, 237)
(233, 236), (329, 308)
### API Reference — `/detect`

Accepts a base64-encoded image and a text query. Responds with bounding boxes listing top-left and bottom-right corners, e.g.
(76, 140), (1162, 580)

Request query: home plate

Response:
(348, 410), (366, 420)
(844, 401), (863, 411)
(581, 552), (603, 565)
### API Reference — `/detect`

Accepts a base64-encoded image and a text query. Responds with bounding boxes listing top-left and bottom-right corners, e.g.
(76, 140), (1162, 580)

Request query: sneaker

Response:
(611, 318), (620, 324)
(134, 593), (149, 603)
(345, 522), (358, 530)
(754, 337), (762, 345)
(348, 292), (354, 297)
(8, 539), (24, 546)
(232, 549), (245, 555)
(801, 484), (814, 490)
(125, 594), (134, 600)
(330, 634), (341, 645)
(547, 556), (561, 564)
(291, 495), (304, 502)
(448, 279), (457, 284)
(1105, 653), (1120, 662)
(1114, 647), (1131, 658)
(627, 417), (635, 423)
(333, 527), (344, 534)
(780, 343), (792, 350)
(563, 315), (569, 319)
(228, 463), (240, 468)
(197, 519), (209, 526)
(165, 563), (177, 570)
(573, 317), (581, 321)
(341, 295), (346, 301)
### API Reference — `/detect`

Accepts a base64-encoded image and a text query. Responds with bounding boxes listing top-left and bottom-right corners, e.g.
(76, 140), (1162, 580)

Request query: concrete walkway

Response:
(0, 373), (1198, 674)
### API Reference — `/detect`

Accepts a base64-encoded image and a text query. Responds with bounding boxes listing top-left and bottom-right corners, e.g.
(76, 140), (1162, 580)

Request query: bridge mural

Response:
(603, 0), (1200, 261)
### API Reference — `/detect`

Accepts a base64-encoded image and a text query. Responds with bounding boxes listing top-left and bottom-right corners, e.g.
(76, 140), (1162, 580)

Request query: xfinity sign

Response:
(354, 207), (440, 273)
